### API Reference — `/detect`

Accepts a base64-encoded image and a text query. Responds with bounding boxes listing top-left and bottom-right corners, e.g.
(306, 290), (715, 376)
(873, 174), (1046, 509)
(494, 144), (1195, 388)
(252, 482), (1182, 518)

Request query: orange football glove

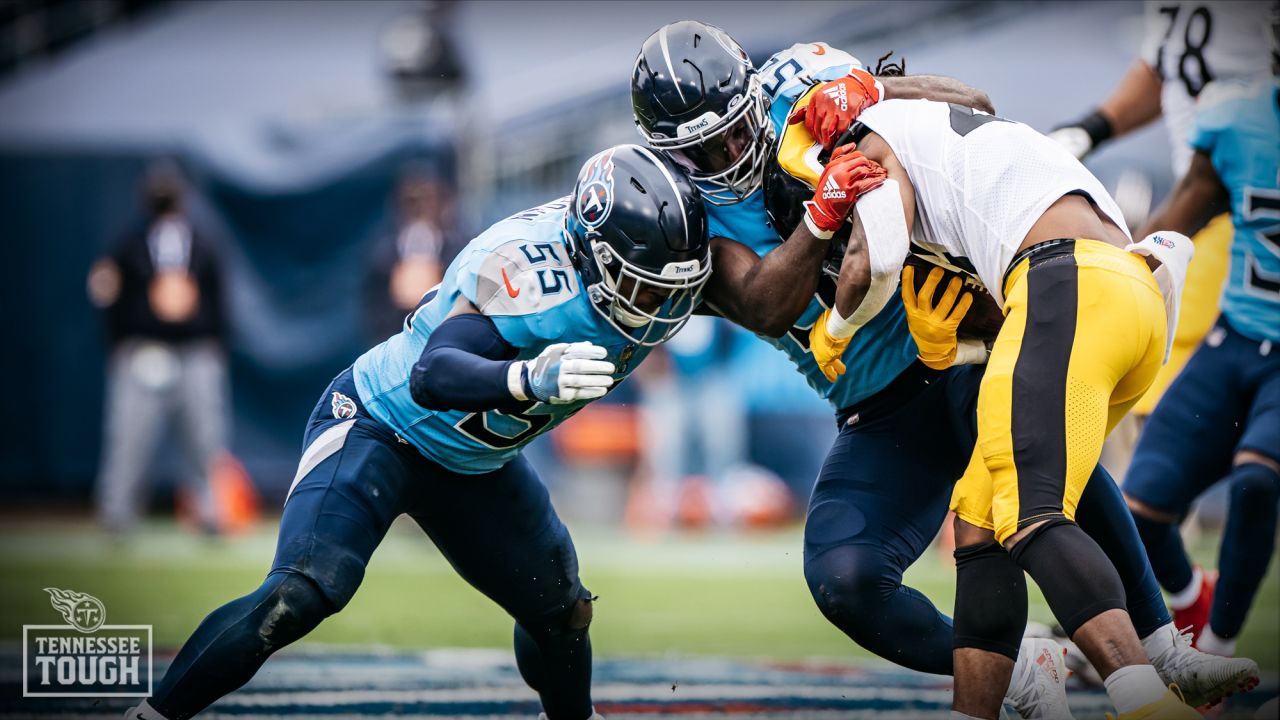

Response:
(803, 145), (888, 236)
(787, 68), (882, 150)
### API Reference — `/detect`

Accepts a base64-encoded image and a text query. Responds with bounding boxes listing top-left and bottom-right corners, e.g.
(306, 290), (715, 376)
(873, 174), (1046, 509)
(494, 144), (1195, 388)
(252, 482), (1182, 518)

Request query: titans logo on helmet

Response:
(576, 148), (615, 231)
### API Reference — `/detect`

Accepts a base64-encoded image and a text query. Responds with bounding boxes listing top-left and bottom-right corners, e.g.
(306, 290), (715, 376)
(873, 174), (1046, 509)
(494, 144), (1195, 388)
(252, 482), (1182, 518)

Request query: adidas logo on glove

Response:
(821, 176), (847, 200)
(822, 83), (849, 112)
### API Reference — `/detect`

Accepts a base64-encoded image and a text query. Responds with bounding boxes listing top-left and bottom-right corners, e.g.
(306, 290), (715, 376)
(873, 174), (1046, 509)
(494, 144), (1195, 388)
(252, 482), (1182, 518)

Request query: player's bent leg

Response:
(146, 571), (335, 720)
(1068, 468), (1254, 707)
(514, 595), (594, 707)
(1205, 453), (1280, 655)
(804, 540), (954, 675)
(802, 366), (977, 677)
(142, 369), (414, 720)
(1122, 326), (1246, 606)
(1008, 520), (1128, 654)
(409, 454), (594, 720)
(1074, 468), (1171, 639)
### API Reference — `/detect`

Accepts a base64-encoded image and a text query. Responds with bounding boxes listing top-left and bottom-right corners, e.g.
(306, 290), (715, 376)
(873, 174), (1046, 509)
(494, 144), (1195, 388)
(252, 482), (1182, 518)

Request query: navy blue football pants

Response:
(803, 362), (1171, 675)
(1125, 317), (1280, 638)
(150, 369), (595, 720)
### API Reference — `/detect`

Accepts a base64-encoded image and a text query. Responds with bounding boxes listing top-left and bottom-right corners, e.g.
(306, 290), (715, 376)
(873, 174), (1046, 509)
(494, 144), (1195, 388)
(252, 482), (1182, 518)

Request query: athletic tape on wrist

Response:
(508, 361), (529, 401)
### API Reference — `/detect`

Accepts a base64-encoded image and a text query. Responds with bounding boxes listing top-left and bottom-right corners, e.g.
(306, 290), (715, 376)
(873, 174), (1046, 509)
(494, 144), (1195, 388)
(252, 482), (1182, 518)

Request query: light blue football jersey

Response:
(1189, 79), (1280, 343)
(353, 197), (652, 474)
(704, 42), (917, 412)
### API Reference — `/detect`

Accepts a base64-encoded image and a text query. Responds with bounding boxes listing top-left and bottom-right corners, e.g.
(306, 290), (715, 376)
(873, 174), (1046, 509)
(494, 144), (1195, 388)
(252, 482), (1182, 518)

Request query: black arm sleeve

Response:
(409, 312), (526, 412)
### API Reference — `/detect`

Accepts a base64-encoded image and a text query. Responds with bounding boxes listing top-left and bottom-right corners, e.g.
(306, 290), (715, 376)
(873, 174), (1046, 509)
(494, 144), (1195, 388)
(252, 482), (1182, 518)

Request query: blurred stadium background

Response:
(0, 1), (1276, 718)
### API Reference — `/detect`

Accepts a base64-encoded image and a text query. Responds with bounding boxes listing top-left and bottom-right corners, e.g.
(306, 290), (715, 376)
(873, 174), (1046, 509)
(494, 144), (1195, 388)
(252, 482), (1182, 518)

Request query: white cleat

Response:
(1006, 637), (1074, 719)
(1025, 621), (1103, 688)
(537, 713), (604, 720)
(1146, 625), (1260, 709)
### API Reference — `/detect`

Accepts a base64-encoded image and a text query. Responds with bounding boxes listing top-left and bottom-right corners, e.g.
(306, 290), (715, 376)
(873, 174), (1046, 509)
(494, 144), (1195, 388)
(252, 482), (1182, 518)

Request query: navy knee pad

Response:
(804, 544), (956, 676)
(953, 542), (1027, 660)
(1009, 519), (1125, 637)
(256, 572), (336, 650)
(1228, 461), (1280, 508)
(804, 545), (900, 625)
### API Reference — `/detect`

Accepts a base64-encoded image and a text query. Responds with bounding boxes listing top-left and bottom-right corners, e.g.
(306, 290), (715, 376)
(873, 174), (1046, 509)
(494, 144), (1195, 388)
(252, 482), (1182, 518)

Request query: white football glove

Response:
(513, 342), (616, 404)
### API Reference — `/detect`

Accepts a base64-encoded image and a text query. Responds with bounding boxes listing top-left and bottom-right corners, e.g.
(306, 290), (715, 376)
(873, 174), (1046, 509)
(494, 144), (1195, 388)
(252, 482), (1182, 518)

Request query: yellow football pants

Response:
(951, 239), (1168, 543)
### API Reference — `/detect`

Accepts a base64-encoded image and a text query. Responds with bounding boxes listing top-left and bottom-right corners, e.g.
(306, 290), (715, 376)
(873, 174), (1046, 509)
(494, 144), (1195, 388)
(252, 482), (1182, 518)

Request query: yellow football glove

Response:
(809, 308), (852, 382)
(901, 265), (974, 370)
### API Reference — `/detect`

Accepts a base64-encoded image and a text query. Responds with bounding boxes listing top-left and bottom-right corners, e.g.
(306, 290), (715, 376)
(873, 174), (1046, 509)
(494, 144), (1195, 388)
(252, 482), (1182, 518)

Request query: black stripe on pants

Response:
(1011, 246), (1078, 531)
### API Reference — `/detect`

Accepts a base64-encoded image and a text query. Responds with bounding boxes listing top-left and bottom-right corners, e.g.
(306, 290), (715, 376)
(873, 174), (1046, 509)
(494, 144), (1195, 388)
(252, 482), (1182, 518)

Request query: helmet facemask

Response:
(643, 74), (774, 206)
(583, 238), (711, 346)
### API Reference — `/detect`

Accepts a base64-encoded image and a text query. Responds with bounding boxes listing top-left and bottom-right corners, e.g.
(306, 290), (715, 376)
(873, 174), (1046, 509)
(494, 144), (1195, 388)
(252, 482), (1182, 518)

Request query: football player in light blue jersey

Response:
(631, 20), (1248, 715)
(127, 145), (711, 720)
(1123, 68), (1280, 658)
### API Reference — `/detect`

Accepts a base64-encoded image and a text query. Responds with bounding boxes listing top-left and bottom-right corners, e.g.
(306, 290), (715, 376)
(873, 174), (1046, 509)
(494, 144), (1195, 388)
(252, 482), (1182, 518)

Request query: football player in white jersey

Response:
(807, 99), (1259, 719)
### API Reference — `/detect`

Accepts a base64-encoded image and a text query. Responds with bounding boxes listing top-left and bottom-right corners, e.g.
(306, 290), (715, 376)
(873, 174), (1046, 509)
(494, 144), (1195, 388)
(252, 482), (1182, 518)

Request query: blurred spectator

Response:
(365, 169), (458, 341)
(631, 316), (776, 530)
(87, 161), (228, 536)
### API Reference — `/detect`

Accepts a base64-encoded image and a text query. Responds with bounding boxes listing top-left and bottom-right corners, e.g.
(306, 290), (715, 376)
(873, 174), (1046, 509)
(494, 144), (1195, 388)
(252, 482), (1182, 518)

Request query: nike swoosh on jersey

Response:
(813, 43), (826, 55)
(501, 268), (520, 298)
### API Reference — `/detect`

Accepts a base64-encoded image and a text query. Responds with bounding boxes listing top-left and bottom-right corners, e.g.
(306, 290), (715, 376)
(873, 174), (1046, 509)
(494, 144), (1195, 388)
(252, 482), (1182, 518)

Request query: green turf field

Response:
(0, 517), (1275, 671)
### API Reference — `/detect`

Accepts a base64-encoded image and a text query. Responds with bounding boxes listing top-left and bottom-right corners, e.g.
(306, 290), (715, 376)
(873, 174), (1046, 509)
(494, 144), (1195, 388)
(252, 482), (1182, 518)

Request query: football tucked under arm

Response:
(902, 254), (1004, 341)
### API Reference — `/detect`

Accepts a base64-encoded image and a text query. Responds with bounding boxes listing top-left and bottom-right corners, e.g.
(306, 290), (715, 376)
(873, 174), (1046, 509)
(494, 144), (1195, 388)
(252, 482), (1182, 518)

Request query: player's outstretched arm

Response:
(701, 230), (830, 338)
(880, 75), (994, 114)
(1137, 149), (1228, 239)
(1049, 60), (1162, 159)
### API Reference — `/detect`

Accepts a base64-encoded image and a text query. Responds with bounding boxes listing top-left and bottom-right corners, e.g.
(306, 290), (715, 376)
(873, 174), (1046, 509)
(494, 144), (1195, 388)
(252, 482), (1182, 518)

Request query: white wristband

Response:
(507, 361), (529, 401)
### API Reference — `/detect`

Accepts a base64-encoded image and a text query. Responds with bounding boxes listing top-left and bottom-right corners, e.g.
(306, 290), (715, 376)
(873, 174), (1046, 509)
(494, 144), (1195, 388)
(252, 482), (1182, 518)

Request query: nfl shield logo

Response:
(331, 392), (357, 420)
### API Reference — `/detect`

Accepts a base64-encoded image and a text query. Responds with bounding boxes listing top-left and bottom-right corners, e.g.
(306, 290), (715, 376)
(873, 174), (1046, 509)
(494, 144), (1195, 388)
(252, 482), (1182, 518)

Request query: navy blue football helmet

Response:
(565, 144), (711, 346)
(631, 21), (772, 206)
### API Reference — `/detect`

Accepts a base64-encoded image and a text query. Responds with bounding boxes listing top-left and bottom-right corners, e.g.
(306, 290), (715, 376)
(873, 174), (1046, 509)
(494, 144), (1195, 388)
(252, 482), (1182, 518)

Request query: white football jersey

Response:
(1139, 0), (1274, 174)
(857, 99), (1130, 307)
